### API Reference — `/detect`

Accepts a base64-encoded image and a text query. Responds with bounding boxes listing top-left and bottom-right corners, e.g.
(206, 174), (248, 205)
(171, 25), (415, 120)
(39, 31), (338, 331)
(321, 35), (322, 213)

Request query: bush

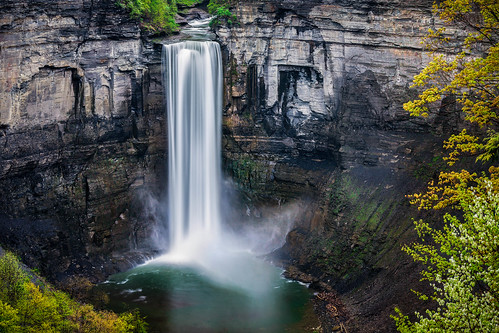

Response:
(208, 0), (237, 27)
(117, 0), (237, 33)
(117, 0), (179, 33)
(393, 177), (499, 332)
(0, 251), (147, 332)
(0, 252), (28, 306)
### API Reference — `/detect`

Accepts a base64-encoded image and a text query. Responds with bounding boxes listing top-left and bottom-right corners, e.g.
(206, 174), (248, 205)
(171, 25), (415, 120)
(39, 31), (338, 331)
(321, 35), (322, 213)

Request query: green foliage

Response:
(117, 0), (234, 33)
(0, 252), (147, 332)
(229, 155), (272, 192)
(177, 0), (204, 6)
(397, 1), (499, 331)
(393, 179), (499, 332)
(413, 155), (448, 182)
(208, 0), (237, 27)
(0, 252), (28, 306)
(117, 0), (179, 33)
(0, 300), (21, 332)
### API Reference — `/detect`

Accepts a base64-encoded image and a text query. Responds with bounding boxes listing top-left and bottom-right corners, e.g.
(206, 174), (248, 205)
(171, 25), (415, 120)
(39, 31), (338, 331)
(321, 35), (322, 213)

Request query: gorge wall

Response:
(0, 0), (166, 281)
(216, 0), (458, 331)
(0, 0), (461, 331)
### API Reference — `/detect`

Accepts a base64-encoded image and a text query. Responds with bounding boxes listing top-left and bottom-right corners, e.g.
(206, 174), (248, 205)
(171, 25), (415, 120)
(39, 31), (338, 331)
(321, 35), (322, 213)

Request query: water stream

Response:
(98, 20), (318, 332)
(163, 40), (223, 258)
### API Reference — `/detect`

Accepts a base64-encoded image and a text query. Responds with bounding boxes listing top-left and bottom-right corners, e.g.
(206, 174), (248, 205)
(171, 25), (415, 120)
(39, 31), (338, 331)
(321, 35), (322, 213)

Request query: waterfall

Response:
(162, 41), (223, 256)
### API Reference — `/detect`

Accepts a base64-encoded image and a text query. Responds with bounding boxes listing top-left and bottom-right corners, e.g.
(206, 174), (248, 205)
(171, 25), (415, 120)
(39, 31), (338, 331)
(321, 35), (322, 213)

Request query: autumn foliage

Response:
(403, 0), (499, 166)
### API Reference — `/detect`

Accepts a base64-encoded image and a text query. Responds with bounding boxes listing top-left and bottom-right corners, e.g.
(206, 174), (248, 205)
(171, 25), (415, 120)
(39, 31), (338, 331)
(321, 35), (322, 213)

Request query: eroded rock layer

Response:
(0, 0), (461, 330)
(217, 0), (455, 331)
(0, 0), (165, 280)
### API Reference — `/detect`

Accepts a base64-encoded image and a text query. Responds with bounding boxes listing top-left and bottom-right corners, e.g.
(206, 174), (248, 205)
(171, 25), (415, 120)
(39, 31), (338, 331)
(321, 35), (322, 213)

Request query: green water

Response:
(98, 258), (317, 332)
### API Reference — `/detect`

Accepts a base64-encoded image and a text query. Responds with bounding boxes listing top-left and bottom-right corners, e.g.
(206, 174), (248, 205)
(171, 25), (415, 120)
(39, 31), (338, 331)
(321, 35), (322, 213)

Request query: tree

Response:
(393, 178), (499, 332)
(117, 0), (236, 33)
(0, 252), (148, 332)
(404, 0), (499, 168)
(207, 0), (238, 27)
(117, 0), (180, 33)
(393, 0), (499, 331)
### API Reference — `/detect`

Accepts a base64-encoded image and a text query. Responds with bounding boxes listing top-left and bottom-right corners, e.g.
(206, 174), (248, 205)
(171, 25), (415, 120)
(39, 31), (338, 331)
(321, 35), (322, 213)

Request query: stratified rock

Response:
(0, 0), (166, 281)
(217, 0), (456, 331)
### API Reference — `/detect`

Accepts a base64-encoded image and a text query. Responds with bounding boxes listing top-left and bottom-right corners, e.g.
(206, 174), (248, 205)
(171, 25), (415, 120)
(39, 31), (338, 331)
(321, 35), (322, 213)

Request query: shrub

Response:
(0, 252), (28, 305)
(207, 0), (237, 27)
(118, 0), (237, 33)
(117, 0), (179, 33)
(0, 251), (148, 332)
(392, 179), (499, 332)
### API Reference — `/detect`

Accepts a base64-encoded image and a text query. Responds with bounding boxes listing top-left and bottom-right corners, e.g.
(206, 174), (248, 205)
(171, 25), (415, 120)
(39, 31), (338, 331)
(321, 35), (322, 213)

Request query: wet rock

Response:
(314, 291), (350, 333)
(181, 8), (211, 21)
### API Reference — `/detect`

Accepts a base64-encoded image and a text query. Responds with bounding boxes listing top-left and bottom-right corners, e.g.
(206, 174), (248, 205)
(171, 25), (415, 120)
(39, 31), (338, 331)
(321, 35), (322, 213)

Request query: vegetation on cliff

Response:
(0, 252), (147, 332)
(394, 0), (499, 331)
(393, 180), (499, 331)
(207, 0), (237, 27)
(117, 0), (236, 33)
(403, 0), (499, 167)
(117, 0), (182, 33)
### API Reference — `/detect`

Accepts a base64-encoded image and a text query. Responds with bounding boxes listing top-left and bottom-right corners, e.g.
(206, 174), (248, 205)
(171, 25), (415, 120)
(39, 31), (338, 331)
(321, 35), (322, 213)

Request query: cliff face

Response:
(219, 0), (448, 179)
(0, 0), (458, 330)
(217, 0), (456, 331)
(0, 0), (165, 280)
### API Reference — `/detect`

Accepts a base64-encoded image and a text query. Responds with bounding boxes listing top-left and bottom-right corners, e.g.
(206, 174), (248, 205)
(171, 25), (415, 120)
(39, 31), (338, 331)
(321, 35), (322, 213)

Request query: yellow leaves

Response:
(422, 28), (451, 51)
(410, 55), (456, 88)
(398, 2), (499, 330)
(405, 13), (499, 164)
(0, 300), (20, 332)
(443, 129), (482, 165)
(408, 170), (476, 210)
(403, 100), (429, 117)
(409, 167), (499, 212)
(71, 304), (127, 333)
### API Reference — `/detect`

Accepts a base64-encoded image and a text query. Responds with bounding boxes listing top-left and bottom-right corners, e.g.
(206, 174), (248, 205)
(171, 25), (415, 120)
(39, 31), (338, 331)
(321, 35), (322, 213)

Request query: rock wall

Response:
(0, 0), (462, 329)
(219, 0), (452, 178)
(0, 0), (165, 280)
(217, 0), (457, 331)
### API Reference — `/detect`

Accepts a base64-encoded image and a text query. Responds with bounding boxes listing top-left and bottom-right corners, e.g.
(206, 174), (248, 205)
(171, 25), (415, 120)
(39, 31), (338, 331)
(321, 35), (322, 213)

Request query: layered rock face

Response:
(217, 0), (455, 331)
(0, 0), (165, 280)
(0, 0), (459, 330)
(219, 0), (444, 179)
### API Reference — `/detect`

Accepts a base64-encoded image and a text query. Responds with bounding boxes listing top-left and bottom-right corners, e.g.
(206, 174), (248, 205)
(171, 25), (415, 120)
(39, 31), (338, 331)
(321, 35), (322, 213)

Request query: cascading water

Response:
(97, 23), (318, 332)
(162, 41), (223, 257)
(158, 36), (292, 292)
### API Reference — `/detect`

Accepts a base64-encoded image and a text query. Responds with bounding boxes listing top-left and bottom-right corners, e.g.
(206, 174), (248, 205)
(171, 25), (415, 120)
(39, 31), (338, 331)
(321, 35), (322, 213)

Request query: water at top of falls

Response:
(182, 17), (216, 41)
(162, 40), (223, 260)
